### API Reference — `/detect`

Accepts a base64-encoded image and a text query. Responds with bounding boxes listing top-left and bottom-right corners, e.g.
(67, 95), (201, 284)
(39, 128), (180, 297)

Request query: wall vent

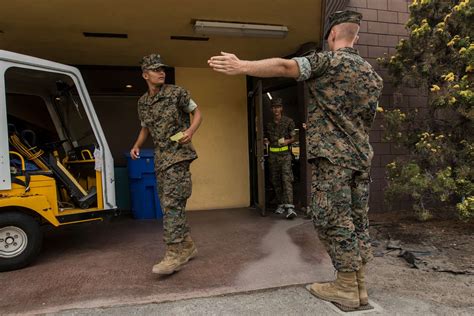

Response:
(83, 32), (128, 39)
(170, 35), (209, 41)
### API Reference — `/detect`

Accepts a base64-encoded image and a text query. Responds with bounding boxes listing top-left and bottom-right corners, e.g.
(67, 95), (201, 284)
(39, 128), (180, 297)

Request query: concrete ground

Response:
(1, 208), (334, 315)
(52, 285), (473, 316)
(2, 208), (473, 315)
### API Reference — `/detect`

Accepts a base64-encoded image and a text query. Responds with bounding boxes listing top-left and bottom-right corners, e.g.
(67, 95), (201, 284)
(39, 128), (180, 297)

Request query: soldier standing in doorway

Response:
(208, 11), (383, 310)
(130, 53), (203, 275)
(264, 97), (297, 219)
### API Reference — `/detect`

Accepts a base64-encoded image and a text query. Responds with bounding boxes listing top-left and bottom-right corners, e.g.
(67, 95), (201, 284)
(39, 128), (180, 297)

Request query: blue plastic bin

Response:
(125, 149), (162, 219)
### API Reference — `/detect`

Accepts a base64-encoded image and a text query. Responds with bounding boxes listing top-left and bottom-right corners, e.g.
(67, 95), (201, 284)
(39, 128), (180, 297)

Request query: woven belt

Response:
(269, 146), (289, 152)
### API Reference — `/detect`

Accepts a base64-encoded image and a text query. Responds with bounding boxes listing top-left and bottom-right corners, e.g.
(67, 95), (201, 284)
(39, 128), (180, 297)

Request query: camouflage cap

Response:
(271, 97), (284, 107)
(324, 10), (363, 39)
(140, 53), (168, 71)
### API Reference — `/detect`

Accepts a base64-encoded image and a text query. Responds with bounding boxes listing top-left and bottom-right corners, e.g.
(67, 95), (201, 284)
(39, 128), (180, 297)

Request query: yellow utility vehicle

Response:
(0, 50), (116, 271)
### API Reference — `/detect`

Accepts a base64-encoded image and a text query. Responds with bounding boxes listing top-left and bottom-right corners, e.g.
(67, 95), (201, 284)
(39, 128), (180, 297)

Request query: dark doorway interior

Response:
(248, 77), (310, 214)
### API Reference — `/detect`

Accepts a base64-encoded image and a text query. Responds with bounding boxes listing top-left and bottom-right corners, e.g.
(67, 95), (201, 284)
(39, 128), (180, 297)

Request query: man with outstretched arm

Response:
(208, 11), (383, 310)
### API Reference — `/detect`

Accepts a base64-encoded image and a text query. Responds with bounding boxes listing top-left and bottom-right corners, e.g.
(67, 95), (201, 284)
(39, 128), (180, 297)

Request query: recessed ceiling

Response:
(0, 0), (323, 68)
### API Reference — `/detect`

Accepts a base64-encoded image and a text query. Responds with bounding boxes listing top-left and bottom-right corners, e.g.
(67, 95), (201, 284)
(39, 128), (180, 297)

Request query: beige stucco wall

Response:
(175, 68), (249, 210)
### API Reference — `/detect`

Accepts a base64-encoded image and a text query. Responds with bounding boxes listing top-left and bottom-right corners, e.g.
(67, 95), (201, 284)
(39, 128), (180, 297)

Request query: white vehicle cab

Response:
(0, 50), (117, 271)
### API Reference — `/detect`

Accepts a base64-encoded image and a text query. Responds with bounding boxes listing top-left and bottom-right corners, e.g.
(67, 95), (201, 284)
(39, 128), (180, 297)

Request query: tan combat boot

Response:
(357, 265), (369, 305)
(178, 235), (198, 264)
(309, 271), (360, 309)
(152, 244), (182, 275)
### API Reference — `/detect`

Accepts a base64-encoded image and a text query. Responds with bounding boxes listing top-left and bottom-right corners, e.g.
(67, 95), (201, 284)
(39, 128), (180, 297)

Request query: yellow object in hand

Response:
(170, 132), (185, 142)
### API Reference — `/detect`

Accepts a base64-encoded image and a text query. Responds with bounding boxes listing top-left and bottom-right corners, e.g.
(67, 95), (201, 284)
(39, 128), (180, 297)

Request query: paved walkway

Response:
(53, 285), (472, 316)
(1, 209), (333, 314)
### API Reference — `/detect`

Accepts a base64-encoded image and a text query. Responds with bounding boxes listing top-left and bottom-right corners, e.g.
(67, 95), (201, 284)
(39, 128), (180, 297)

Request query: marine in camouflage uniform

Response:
(131, 54), (202, 275)
(291, 12), (382, 275)
(291, 11), (383, 308)
(265, 98), (297, 219)
(208, 10), (383, 309)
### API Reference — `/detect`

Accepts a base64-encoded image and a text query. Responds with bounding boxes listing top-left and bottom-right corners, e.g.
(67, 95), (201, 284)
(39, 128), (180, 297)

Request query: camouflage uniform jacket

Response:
(138, 84), (197, 172)
(265, 116), (296, 154)
(293, 47), (383, 171)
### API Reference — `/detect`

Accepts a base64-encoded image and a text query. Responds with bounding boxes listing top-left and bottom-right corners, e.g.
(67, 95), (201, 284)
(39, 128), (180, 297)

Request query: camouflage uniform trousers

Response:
(268, 152), (294, 205)
(156, 160), (192, 245)
(310, 158), (373, 272)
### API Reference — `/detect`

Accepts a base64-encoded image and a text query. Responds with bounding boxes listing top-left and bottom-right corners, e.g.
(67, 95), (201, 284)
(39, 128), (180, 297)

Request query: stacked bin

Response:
(125, 149), (162, 219)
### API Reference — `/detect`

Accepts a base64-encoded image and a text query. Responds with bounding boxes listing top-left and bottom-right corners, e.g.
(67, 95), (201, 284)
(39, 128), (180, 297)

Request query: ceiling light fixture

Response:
(266, 92), (273, 100)
(193, 20), (288, 38)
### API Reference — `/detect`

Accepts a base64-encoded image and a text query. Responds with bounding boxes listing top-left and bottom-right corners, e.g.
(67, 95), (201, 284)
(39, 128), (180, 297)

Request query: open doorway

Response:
(248, 77), (310, 216)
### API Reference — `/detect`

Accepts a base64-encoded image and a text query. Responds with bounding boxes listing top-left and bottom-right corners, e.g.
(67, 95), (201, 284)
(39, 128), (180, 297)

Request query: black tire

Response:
(0, 212), (42, 272)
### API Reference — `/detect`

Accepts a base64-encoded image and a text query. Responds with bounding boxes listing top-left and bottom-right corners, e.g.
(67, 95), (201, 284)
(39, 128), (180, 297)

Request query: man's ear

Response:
(142, 71), (148, 80)
(327, 29), (335, 44)
(354, 35), (360, 44)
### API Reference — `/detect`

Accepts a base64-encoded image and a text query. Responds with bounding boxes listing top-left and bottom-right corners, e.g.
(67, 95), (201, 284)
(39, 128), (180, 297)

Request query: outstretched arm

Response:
(208, 52), (300, 78)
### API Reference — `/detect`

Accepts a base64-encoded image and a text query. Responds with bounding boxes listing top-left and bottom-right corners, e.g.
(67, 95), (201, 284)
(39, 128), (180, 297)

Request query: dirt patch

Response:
(367, 211), (474, 308)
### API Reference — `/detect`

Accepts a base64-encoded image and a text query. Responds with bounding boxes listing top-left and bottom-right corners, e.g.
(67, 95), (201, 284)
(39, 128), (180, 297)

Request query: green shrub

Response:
(378, 0), (473, 221)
